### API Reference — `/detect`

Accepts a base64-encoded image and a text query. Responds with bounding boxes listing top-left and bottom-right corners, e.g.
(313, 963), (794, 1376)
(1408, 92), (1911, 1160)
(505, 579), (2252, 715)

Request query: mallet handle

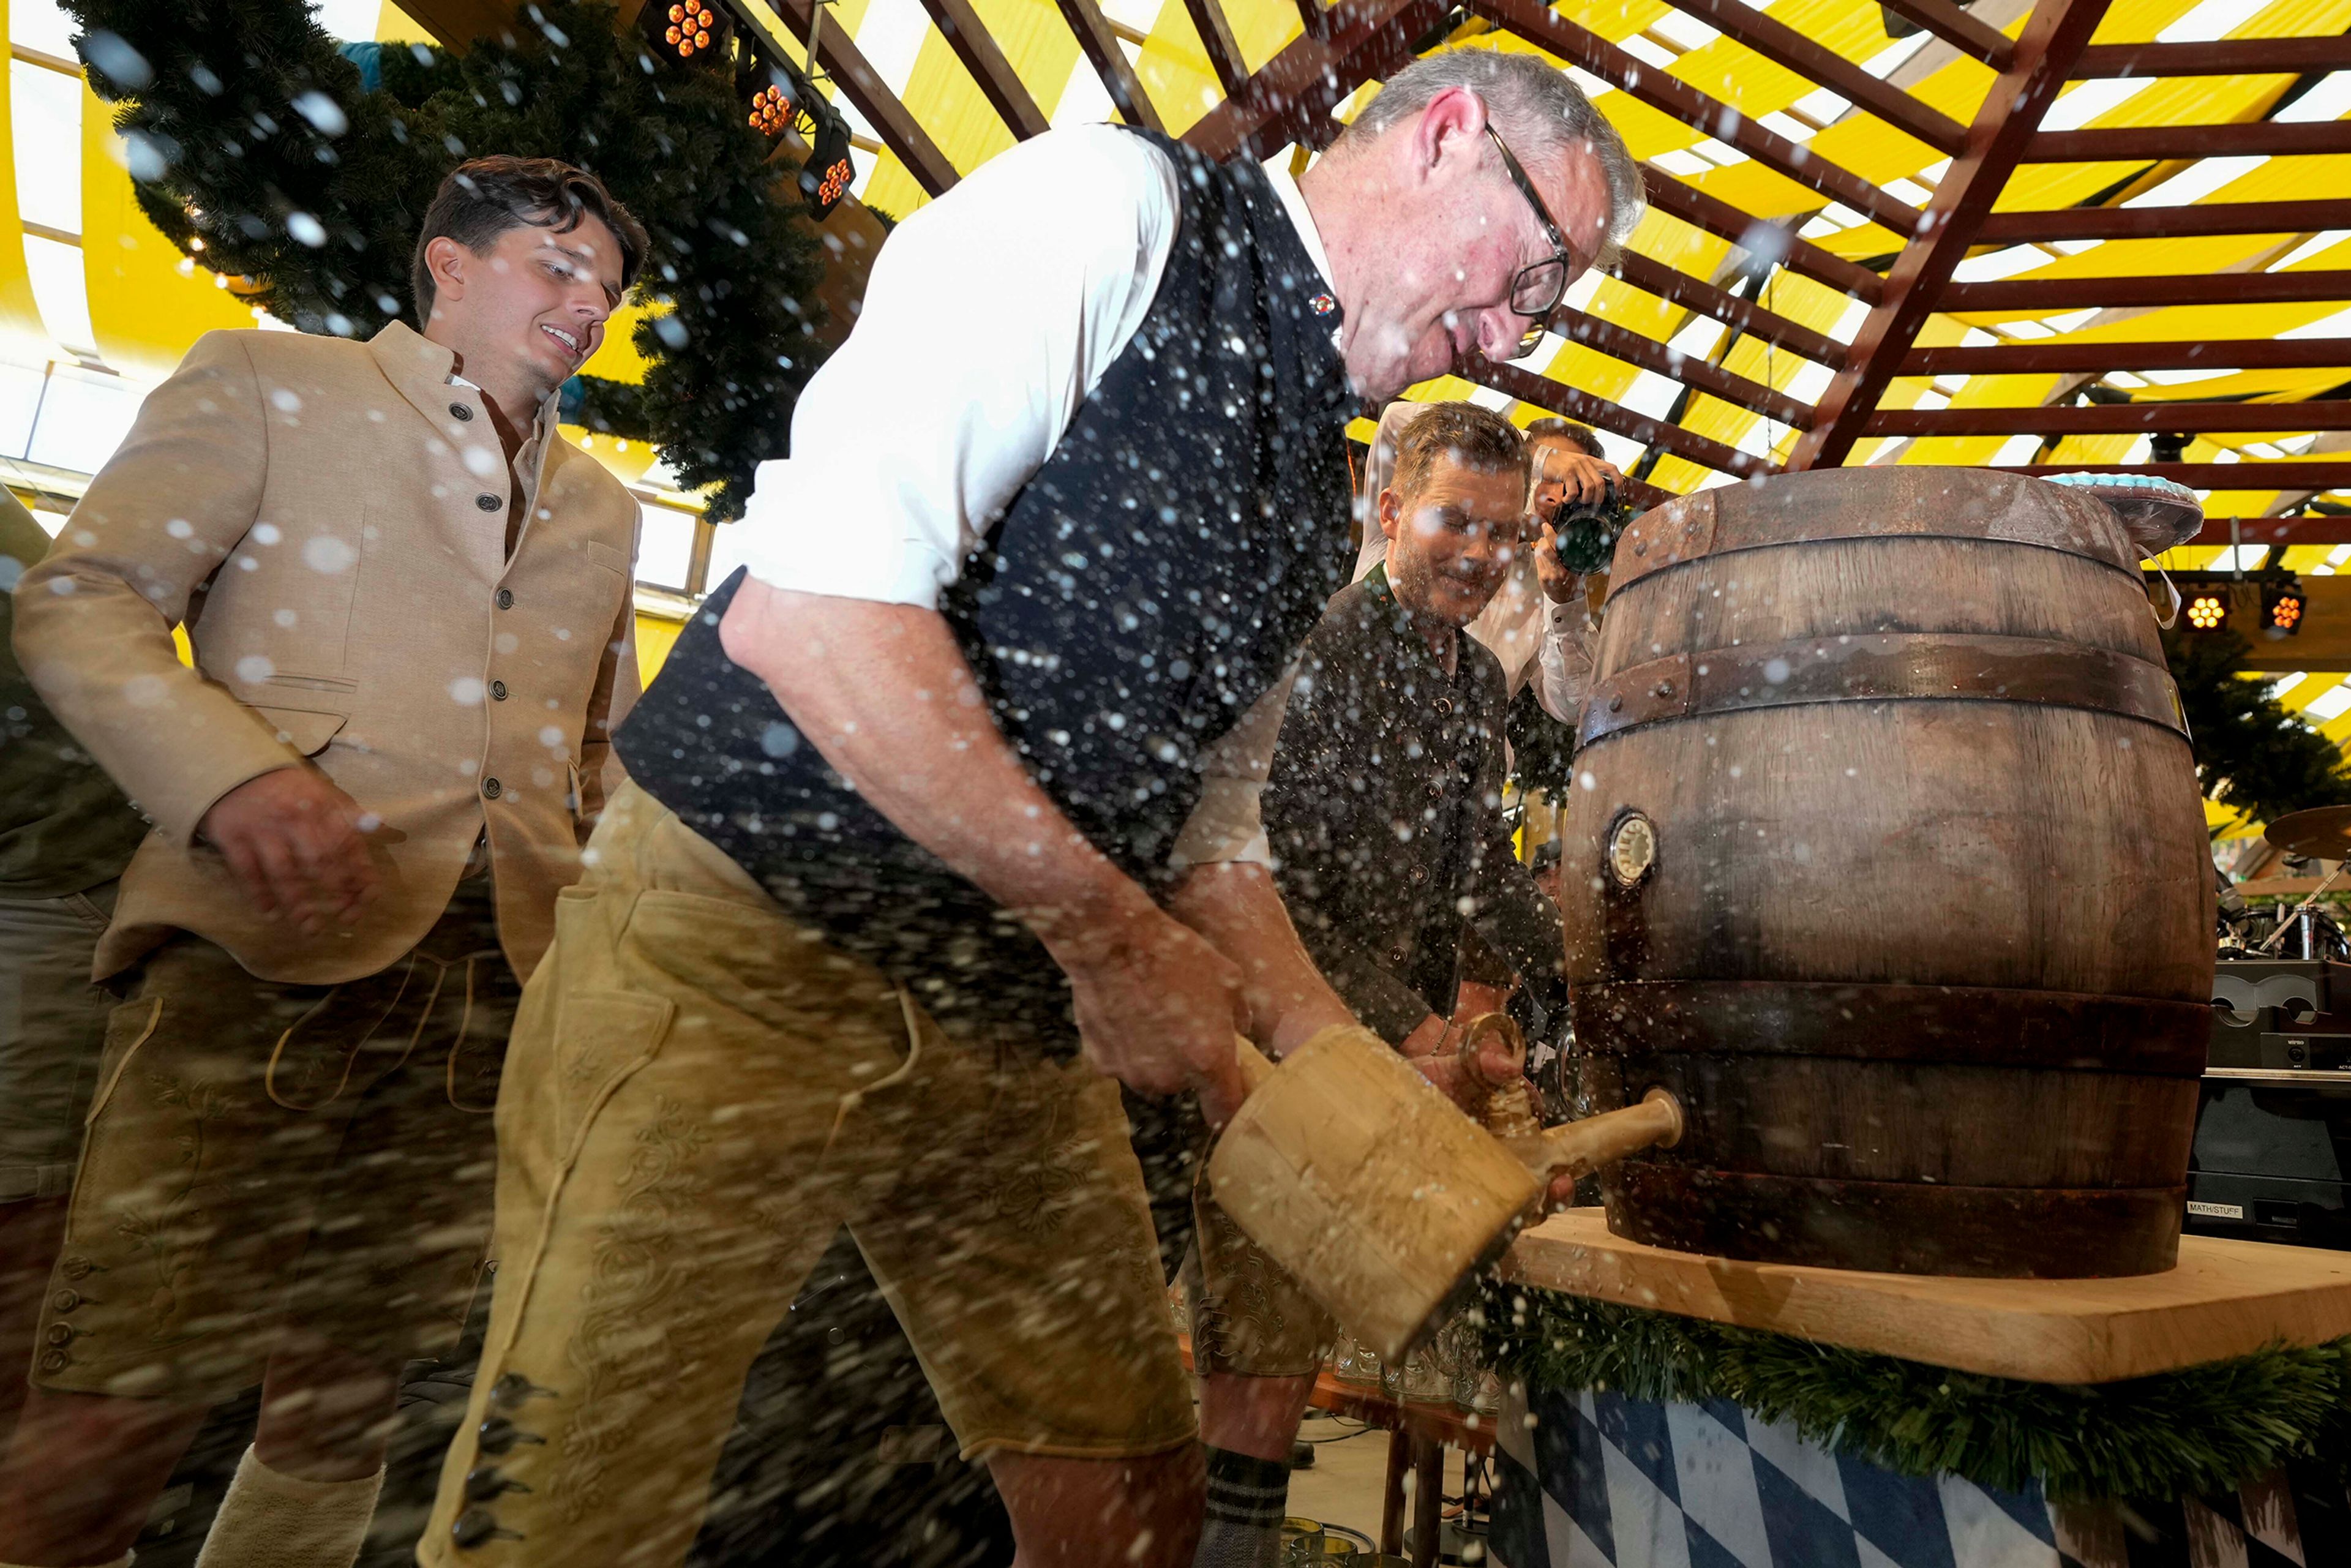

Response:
(1502, 1090), (1684, 1180)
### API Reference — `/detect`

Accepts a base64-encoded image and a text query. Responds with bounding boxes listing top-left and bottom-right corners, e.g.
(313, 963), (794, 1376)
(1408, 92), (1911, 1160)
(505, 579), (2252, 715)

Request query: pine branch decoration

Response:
(1477, 1282), (2351, 1504)
(66, 1), (826, 520)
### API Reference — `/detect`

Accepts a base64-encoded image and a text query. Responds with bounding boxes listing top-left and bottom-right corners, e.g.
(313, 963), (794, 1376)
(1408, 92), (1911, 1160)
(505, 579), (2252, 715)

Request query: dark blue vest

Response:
(615, 131), (1355, 1055)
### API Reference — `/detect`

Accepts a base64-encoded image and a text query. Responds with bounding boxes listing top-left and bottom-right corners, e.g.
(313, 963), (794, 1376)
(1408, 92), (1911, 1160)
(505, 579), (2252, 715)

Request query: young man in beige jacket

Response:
(0, 156), (646, 1568)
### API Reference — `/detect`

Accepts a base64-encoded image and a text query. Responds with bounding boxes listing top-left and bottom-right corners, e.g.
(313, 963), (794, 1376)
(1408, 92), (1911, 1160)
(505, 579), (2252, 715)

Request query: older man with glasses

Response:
(415, 47), (1641, 1568)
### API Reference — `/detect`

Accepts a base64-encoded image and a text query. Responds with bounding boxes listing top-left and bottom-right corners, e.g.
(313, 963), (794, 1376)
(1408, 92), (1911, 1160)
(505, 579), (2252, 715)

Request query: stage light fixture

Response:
(2265, 580), (2308, 636)
(2186, 590), (2227, 631)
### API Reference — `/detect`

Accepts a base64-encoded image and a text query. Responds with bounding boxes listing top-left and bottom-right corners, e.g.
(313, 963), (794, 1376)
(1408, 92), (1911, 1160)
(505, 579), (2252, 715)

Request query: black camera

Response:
(1548, 478), (1633, 575)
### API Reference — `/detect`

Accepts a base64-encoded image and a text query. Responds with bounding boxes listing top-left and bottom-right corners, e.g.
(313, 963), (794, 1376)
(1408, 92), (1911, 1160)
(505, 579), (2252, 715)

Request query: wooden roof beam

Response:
(1550, 305), (1817, 428)
(2186, 514), (2351, 546)
(1640, 165), (1886, 305)
(1181, 0), (1250, 98)
(1467, 0), (1924, 235)
(1902, 338), (2351, 374)
(1975, 198), (2351, 243)
(1658, 0), (1969, 157)
(1478, 359), (1775, 481)
(1944, 270), (2351, 312)
(2071, 36), (2351, 77)
(770, 0), (960, 194)
(1868, 400), (2351, 437)
(1614, 250), (1850, 367)
(1185, 0), (1449, 162)
(1788, 0), (2112, 471)
(1877, 0), (2015, 70)
(917, 0), (1050, 141)
(1057, 0), (1166, 133)
(2028, 121), (2351, 161)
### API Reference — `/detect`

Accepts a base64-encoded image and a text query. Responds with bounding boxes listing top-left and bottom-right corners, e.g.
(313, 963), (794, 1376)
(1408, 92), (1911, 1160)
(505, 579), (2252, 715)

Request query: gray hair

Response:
(1342, 49), (1644, 267)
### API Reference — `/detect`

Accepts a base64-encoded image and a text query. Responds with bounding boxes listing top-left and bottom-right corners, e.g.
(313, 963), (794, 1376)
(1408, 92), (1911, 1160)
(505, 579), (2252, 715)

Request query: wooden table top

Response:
(1498, 1208), (2351, 1385)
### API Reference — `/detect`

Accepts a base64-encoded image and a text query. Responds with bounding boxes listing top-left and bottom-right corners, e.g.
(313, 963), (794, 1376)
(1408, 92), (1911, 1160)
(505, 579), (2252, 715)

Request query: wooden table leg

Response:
(1380, 1428), (1410, 1555)
(1412, 1435), (1443, 1568)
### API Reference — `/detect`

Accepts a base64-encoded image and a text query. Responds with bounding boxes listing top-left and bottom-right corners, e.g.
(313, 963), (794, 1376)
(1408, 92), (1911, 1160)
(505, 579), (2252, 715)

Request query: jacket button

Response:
(490, 681), (508, 701)
(482, 778), (503, 801)
(37, 1350), (66, 1373)
(464, 1465), (524, 1502)
(496, 588), (514, 610)
(476, 1415), (542, 1455)
(1387, 946), (1409, 966)
(59, 1256), (91, 1281)
(1435, 698), (1453, 715)
(449, 402), (474, 421)
(476, 493), (503, 512)
(1425, 782), (1443, 798)
(1409, 865), (1429, 886)
(50, 1289), (79, 1313)
(451, 1508), (506, 1548)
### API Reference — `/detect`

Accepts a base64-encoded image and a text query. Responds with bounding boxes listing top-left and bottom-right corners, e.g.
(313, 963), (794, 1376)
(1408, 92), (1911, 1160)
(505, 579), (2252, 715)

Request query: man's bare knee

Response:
(986, 1444), (1204, 1568)
(252, 1338), (402, 1484)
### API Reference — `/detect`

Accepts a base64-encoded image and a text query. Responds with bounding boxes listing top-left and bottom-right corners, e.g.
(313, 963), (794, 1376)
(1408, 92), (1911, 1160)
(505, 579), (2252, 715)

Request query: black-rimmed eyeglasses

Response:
(1487, 126), (1578, 359)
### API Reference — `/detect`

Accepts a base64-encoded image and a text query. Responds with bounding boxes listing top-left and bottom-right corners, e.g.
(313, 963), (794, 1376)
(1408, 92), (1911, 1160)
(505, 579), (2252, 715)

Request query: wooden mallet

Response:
(1205, 1023), (1681, 1362)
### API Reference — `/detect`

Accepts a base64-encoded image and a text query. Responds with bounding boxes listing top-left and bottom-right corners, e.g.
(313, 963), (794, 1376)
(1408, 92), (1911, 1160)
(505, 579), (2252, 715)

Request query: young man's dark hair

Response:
(1523, 415), (1603, 459)
(409, 155), (648, 319)
(1392, 400), (1528, 501)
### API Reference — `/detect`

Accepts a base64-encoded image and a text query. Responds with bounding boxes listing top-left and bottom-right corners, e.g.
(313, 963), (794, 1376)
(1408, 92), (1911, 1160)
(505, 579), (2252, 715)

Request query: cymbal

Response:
(2264, 804), (2351, 859)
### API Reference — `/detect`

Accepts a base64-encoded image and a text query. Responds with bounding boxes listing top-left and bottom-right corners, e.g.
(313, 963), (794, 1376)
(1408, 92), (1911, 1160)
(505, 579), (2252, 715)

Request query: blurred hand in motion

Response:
(1398, 1010), (1524, 1114)
(1050, 899), (1254, 1119)
(197, 767), (379, 934)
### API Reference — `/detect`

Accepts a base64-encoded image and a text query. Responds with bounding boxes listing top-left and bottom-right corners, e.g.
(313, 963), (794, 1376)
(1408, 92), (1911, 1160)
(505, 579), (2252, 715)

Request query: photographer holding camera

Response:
(1524, 416), (1624, 726)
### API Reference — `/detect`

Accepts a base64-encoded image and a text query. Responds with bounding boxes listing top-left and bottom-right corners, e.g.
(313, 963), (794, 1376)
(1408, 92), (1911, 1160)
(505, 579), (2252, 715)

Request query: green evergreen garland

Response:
(2164, 623), (2351, 829)
(1476, 1281), (2351, 1503)
(66, 0), (825, 520)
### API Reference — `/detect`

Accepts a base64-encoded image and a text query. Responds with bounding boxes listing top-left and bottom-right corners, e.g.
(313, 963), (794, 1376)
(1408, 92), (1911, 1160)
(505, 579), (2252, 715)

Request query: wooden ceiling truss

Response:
(773, 0), (2351, 503)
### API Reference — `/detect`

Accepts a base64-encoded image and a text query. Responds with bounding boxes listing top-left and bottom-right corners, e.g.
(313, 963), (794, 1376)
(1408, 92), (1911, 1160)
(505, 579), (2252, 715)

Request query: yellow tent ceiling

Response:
(10, 0), (2351, 830)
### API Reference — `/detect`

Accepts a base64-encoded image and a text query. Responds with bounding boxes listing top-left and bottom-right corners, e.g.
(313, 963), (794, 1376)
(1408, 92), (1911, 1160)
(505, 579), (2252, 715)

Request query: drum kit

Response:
(2220, 805), (2351, 961)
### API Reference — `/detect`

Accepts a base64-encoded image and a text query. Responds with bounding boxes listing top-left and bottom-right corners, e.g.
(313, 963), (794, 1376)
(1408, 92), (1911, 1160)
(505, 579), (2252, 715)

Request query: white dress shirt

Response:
(726, 125), (1339, 866)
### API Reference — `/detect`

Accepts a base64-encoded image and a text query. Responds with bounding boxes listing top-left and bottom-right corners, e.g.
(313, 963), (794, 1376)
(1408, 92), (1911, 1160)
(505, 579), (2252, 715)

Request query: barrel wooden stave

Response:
(1599, 537), (2165, 670)
(1562, 468), (2214, 1278)
(1582, 1054), (2199, 1187)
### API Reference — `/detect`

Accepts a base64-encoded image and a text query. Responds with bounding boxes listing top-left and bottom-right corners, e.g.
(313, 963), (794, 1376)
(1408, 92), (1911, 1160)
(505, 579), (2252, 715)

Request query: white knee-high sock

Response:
(192, 1447), (383, 1568)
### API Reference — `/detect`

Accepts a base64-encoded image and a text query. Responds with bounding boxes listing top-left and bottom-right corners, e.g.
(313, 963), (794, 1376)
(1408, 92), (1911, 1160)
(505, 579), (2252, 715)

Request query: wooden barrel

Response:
(1558, 467), (2214, 1278)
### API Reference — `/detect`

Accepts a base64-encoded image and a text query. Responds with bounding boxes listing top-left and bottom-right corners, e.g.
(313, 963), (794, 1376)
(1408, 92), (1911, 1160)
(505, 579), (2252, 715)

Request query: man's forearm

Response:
(718, 577), (1156, 937)
(1166, 861), (1360, 1052)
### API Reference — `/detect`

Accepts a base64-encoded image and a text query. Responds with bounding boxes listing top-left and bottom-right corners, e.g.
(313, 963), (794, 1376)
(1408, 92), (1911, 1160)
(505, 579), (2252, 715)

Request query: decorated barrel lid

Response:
(2041, 471), (2205, 557)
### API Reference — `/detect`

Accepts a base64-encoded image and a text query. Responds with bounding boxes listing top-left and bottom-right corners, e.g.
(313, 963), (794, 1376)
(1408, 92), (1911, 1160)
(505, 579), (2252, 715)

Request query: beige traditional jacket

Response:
(12, 321), (640, 984)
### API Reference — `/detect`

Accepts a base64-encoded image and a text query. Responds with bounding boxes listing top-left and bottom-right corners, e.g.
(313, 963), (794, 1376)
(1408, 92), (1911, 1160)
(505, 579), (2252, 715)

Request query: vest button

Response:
(476, 493), (503, 512)
(50, 1289), (80, 1313)
(59, 1256), (91, 1281)
(449, 402), (474, 421)
(482, 778), (503, 800)
(490, 681), (508, 701)
(496, 588), (514, 610)
(37, 1350), (66, 1373)
(44, 1323), (71, 1345)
